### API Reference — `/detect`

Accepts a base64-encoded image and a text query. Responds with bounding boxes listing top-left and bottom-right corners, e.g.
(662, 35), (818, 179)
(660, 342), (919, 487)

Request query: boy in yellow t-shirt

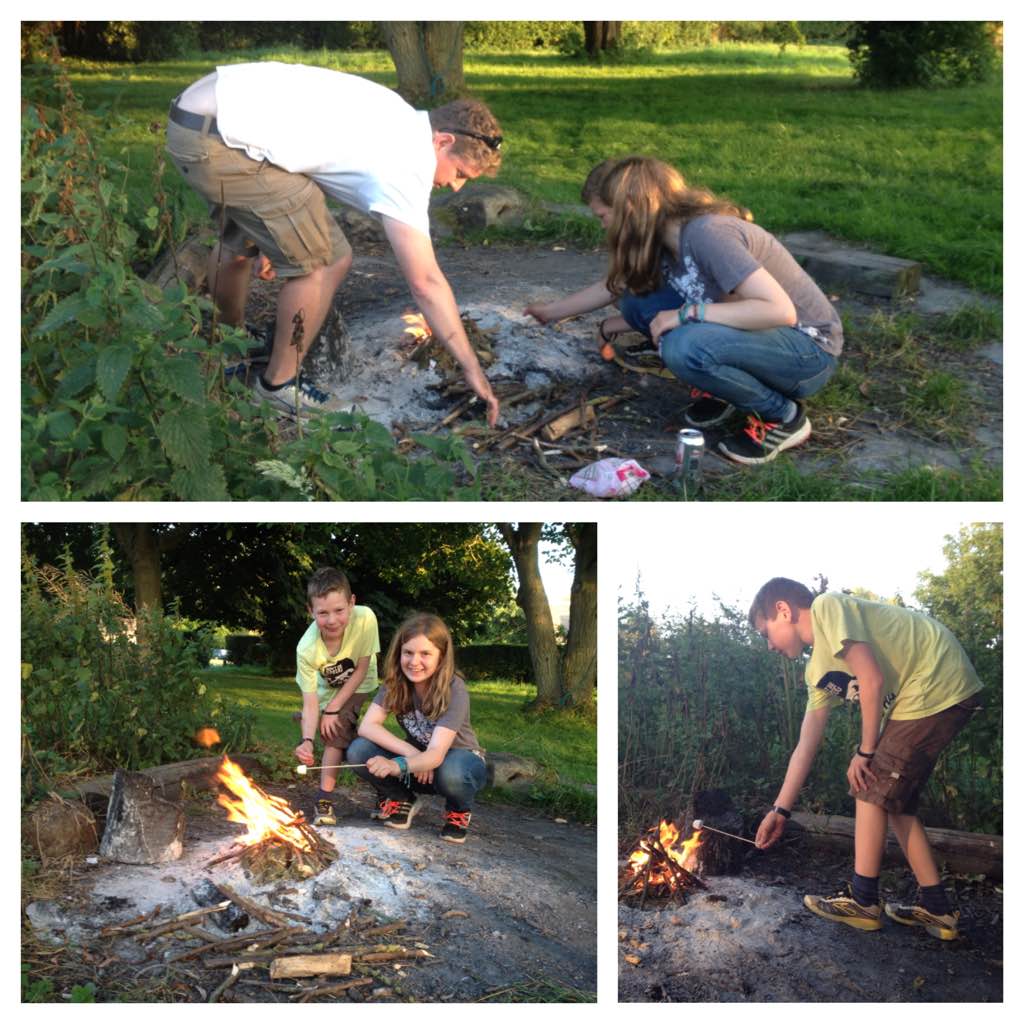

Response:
(295, 567), (380, 826)
(748, 578), (983, 941)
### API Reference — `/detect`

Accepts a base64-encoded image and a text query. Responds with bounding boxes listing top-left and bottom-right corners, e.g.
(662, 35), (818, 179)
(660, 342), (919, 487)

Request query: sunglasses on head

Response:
(448, 128), (503, 152)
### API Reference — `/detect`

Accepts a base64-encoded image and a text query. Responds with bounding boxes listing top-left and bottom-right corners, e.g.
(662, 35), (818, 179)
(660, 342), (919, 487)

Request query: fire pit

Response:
(208, 757), (336, 882)
(619, 821), (707, 908)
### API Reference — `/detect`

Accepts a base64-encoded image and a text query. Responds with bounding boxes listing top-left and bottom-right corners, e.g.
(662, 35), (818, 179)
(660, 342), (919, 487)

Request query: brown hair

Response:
(747, 578), (816, 630)
(599, 156), (749, 295)
(429, 98), (503, 176)
(380, 612), (457, 719)
(306, 567), (352, 606)
(581, 158), (618, 204)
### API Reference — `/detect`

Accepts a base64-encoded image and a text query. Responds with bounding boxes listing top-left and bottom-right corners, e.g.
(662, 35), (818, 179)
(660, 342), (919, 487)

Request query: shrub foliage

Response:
(456, 644), (533, 683)
(21, 533), (256, 795)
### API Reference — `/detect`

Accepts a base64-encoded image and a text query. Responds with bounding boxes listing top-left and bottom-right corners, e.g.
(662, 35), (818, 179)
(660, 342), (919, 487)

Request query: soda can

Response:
(675, 428), (705, 496)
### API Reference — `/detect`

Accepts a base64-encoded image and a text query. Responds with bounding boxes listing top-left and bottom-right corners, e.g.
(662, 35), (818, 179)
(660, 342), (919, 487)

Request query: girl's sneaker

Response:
(718, 406), (811, 465)
(380, 795), (421, 830)
(884, 903), (960, 940)
(684, 389), (735, 428)
(441, 810), (472, 844)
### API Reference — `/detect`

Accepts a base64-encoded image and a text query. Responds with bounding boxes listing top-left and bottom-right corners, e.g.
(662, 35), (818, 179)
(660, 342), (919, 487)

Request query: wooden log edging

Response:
(788, 811), (1002, 879)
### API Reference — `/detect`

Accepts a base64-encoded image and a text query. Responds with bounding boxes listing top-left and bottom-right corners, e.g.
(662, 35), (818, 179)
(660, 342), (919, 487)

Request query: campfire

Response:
(619, 820), (707, 908)
(208, 757), (336, 883)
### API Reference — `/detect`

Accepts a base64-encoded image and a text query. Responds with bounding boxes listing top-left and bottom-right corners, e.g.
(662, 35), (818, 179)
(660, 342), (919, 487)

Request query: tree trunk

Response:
(789, 811), (1003, 879)
(379, 22), (465, 106)
(583, 21), (622, 57)
(113, 523), (162, 612)
(561, 523), (597, 710)
(497, 523), (562, 708)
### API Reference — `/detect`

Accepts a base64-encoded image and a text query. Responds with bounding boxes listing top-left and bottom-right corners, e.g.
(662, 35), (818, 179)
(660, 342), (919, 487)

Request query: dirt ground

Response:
(250, 233), (1003, 499)
(618, 838), (1002, 1003)
(22, 784), (596, 1003)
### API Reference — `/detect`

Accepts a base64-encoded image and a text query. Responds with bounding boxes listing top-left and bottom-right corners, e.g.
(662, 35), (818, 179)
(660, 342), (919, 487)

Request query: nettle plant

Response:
(21, 56), (478, 501)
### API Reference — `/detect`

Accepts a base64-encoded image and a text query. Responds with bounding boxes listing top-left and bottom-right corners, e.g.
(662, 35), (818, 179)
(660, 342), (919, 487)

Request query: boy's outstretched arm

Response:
(295, 691), (321, 766)
(755, 705), (830, 848)
(524, 279), (615, 324)
(840, 642), (883, 793)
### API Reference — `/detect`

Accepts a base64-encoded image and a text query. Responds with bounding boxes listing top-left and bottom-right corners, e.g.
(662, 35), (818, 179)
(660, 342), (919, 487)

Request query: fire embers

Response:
(212, 757), (337, 883)
(619, 820), (708, 908)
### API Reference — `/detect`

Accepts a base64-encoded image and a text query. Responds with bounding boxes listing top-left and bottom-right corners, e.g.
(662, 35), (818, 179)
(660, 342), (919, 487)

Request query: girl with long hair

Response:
(346, 613), (487, 844)
(597, 156), (842, 464)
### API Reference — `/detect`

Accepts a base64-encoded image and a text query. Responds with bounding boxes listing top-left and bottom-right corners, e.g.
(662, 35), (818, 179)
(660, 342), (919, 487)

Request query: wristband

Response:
(301, 737), (314, 745)
(771, 805), (791, 819)
(322, 709), (340, 716)
(599, 319), (616, 343)
(393, 755), (411, 785)
(856, 747), (876, 759)
(697, 301), (706, 322)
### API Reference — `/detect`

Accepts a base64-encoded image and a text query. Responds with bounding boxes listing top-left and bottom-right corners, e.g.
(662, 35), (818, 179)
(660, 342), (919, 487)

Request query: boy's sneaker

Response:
(380, 794), (421, 830)
(252, 375), (335, 416)
(718, 405), (811, 465)
(312, 799), (337, 827)
(684, 388), (735, 428)
(885, 903), (960, 940)
(803, 888), (883, 931)
(440, 810), (472, 844)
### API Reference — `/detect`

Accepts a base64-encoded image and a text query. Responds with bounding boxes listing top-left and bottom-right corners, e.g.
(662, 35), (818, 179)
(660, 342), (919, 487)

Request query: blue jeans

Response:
(660, 322), (837, 421)
(347, 737), (487, 812)
(619, 284), (683, 337)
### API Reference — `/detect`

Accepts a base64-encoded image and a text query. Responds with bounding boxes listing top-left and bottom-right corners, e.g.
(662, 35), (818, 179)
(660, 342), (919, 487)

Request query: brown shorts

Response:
(321, 690), (370, 757)
(165, 119), (351, 277)
(854, 694), (983, 815)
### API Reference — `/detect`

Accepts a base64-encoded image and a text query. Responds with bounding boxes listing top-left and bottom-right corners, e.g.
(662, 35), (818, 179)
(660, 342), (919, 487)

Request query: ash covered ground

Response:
(618, 859), (1002, 1002)
(25, 785), (595, 1002)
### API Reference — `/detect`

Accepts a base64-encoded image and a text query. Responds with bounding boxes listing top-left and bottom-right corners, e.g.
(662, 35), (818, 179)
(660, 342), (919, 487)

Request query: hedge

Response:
(456, 644), (533, 683)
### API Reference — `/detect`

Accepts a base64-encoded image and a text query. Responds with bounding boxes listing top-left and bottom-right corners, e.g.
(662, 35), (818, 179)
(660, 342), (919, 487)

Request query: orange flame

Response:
(194, 727), (221, 749)
(626, 820), (703, 889)
(215, 757), (313, 852)
(401, 312), (432, 343)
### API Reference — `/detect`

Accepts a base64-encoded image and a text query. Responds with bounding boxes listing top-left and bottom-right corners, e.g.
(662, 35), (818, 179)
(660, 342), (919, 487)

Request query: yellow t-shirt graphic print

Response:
(804, 593), (982, 721)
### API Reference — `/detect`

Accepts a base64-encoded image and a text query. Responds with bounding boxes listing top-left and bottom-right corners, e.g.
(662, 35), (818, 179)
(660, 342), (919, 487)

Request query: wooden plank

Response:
(269, 953), (353, 980)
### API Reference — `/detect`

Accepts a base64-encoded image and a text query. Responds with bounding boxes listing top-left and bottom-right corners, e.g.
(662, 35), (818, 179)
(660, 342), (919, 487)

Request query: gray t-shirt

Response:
(372, 677), (481, 752)
(664, 215), (844, 356)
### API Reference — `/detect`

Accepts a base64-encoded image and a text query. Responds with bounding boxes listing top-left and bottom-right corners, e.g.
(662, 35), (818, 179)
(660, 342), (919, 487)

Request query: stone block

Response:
(431, 183), (527, 235)
(781, 230), (922, 298)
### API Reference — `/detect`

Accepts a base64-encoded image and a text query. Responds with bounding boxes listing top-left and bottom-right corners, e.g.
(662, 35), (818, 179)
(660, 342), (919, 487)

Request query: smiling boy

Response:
(749, 577), (983, 940)
(295, 567), (380, 826)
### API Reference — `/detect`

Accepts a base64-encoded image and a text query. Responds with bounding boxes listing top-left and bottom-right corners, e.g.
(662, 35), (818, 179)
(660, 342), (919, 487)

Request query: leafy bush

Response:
(21, 56), (481, 501)
(457, 644), (533, 683)
(225, 634), (270, 667)
(21, 534), (256, 781)
(847, 21), (997, 88)
(464, 22), (576, 50)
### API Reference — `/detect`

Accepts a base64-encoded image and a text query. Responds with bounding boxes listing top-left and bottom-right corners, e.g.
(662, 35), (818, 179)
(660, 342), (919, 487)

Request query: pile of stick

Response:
(206, 815), (337, 883)
(618, 834), (707, 910)
(99, 888), (432, 1003)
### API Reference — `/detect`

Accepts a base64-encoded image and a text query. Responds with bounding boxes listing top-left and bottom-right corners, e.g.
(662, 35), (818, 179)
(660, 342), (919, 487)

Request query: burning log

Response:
(99, 769), (185, 865)
(619, 820), (708, 909)
(212, 757), (337, 883)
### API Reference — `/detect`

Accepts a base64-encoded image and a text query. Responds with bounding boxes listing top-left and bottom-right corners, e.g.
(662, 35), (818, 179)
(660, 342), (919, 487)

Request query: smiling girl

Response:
(347, 613), (487, 844)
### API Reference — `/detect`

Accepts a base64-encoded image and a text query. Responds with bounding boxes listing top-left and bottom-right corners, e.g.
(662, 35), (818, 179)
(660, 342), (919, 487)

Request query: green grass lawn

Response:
(201, 665), (596, 816)
(56, 41), (1002, 293)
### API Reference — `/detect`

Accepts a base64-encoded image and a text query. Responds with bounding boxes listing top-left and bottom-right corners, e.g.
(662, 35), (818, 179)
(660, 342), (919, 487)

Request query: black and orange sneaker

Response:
(684, 388), (735, 428)
(440, 810), (472, 844)
(718, 405), (811, 465)
(803, 888), (883, 932)
(885, 903), (960, 940)
(380, 794), (421, 830)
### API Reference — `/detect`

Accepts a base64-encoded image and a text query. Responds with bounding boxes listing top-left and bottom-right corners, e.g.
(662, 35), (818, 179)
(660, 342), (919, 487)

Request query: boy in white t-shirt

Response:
(166, 61), (502, 424)
(295, 566), (380, 825)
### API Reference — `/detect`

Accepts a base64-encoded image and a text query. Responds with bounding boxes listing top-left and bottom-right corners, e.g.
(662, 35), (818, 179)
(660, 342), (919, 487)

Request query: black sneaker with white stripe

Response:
(684, 388), (735, 428)
(718, 405), (811, 465)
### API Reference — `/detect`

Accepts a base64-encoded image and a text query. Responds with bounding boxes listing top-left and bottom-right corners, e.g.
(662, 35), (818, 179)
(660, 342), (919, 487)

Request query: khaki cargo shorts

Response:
(854, 694), (983, 815)
(165, 119), (351, 278)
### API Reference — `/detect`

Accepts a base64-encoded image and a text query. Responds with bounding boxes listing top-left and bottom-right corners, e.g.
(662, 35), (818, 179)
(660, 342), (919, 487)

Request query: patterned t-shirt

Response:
(295, 605), (380, 708)
(804, 593), (982, 721)
(664, 214), (844, 356)
(372, 676), (481, 752)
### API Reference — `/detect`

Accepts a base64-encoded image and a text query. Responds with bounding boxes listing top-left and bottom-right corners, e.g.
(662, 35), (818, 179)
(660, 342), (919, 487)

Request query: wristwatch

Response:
(771, 805), (791, 819)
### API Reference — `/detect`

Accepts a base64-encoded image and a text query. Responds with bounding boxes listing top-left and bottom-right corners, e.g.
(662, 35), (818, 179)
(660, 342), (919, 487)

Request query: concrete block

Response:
(781, 230), (922, 298)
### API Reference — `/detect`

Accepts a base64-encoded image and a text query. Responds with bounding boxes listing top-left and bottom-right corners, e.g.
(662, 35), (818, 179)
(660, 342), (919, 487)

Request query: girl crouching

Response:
(347, 613), (487, 844)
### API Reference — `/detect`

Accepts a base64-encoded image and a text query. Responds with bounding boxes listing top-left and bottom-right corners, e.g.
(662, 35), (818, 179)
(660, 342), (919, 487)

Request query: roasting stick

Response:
(294, 763), (366, 775)
(692, 819), (758, 846)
